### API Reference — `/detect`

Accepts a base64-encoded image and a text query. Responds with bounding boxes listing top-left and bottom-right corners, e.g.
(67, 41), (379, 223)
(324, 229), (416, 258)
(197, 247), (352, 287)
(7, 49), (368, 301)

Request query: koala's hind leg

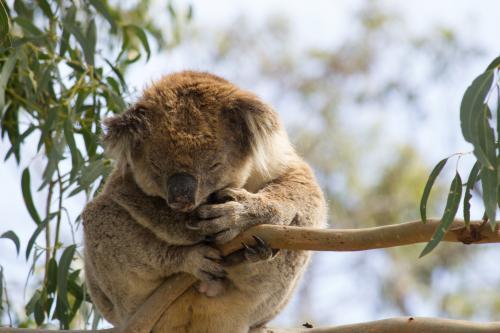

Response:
(85, 260), (120, 325)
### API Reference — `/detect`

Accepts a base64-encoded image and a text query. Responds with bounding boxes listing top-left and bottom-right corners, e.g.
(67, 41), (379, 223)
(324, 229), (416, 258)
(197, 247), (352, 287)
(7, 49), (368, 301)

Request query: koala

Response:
(82, 71), (326, 333)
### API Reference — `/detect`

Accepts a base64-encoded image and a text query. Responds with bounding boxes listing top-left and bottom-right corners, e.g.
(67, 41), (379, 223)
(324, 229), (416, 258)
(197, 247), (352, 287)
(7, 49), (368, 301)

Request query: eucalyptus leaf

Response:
(0, 0), (10, 45)
(1, 230), (20, 255)
(420, 172), (463, 257)
(88, 0), (117, 31)
(0, 51), (17, 112)
(481, 165), (497, 228)
(57, 245), (76, 310)
(463, 161), (481, 225)
(126, 24), (151, 60)
(486, 55), (500, 71)
(21, 167), (42, 225)
(460, 70), (495, 167)
(25, 218), (49, 259)
(420, 158), (448, 223)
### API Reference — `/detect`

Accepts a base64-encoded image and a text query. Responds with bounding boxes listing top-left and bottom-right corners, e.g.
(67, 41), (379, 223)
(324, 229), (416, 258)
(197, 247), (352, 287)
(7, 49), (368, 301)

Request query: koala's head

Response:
(102, 71), (283, 212)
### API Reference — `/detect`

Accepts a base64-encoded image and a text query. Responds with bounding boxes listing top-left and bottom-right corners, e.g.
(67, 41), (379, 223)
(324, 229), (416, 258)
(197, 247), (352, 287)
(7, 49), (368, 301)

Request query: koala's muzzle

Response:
(167, 172), (197, 211)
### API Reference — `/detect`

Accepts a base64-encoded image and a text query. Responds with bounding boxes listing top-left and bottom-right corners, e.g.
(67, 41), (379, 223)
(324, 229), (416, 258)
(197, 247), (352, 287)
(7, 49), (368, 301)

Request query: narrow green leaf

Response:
(47, 258), (58, 294)
(474, 105), (496, 170)
(481, 165), (497, 228)
(25, 289), (42, 316)
(88, 0), (117, 31)
(64, 116), (81, 180)
(420, 172), (463, 257)
(0, 51), (17, 112)
(62, 14), (94, 66)
(126, 24), (151, 60)
(4, 125), (36, 161)
(460, 70), (495, 164)
(36, 0), (53, 18)
(85, 19), (97, 66)
(420, 158), (448, 223)
(34, 298), (45, 325)
(463, 161), (481, 225)
(80, 159), (107, 188)
(14, 17), (43, 36)
(187, 4), (193, 21)
(25, 218), (49, 259)
(486, 55), (500, 71)
(0, 0), (10, 45)
(57, 245), (76, 310)
(104, 58), (127, 89)
(1, 230), (20, 255)
(21, 167), (42, 225)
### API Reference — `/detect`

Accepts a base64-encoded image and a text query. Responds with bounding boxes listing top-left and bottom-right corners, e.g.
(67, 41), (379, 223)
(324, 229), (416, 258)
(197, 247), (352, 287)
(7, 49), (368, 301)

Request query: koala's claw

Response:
(186, 220), (201, 230)
(242, 236), (278, 263)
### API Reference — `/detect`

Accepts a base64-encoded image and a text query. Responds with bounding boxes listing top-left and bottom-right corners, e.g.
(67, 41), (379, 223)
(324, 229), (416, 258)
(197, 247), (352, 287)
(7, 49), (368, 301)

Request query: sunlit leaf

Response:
(420, 158), (448, 223)
(420, 172), (462, 257)
(14, 16), (43, 36)
(126, 24), (151, 61)
(0, 51), (17, 113)
(486, 55), (500, 71)
(1, 230), (20, 255)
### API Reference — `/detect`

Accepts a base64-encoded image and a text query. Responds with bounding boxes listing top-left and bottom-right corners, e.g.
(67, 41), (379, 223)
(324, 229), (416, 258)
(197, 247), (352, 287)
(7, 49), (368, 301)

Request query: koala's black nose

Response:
(167, 172), (197, 211)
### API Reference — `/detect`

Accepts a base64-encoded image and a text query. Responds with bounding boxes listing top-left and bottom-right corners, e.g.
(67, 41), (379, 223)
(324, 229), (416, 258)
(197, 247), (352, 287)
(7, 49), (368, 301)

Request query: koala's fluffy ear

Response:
(225, 92), (289, 176)
(102, 106), (151, 163)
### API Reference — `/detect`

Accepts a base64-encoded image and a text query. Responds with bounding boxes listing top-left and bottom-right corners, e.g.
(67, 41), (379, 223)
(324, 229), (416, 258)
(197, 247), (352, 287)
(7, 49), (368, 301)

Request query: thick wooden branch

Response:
(264, 317), (500, 333)
(219, 219), (500, 255)
(1, 219), (498, 333)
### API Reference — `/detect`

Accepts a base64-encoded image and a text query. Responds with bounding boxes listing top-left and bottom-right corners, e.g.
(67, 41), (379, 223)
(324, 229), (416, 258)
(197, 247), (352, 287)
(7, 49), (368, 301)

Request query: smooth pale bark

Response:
(1, 219), (498, 333)
(220, 219), (500, 255)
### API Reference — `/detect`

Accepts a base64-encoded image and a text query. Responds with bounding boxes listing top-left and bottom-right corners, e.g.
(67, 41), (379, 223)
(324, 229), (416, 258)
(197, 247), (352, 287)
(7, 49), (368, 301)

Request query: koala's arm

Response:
(104, 170), (204, 246)
(194, 159), (326, 243)
(253, 160), (326, 227)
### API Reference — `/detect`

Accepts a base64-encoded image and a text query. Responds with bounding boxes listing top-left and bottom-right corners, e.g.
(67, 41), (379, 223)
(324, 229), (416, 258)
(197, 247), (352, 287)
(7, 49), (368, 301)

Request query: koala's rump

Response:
(154, 250), (310, 333)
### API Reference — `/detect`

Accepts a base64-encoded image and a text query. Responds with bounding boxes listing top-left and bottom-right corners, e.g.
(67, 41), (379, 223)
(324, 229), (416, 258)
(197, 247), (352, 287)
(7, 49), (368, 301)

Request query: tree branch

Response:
(1, 218), (498, 333)
(219, 219), (500, 255)
(263, 317), (500, 333)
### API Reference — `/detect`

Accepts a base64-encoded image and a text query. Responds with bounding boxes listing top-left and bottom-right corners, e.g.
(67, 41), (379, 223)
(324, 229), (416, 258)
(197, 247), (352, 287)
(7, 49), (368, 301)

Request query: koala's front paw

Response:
(190, 188), (258, 244)
(184, 245), (227, 297)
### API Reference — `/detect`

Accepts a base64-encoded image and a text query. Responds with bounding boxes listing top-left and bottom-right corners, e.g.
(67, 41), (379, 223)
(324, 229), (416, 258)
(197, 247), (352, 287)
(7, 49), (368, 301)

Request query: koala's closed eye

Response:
(209, 162), (223, 172)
